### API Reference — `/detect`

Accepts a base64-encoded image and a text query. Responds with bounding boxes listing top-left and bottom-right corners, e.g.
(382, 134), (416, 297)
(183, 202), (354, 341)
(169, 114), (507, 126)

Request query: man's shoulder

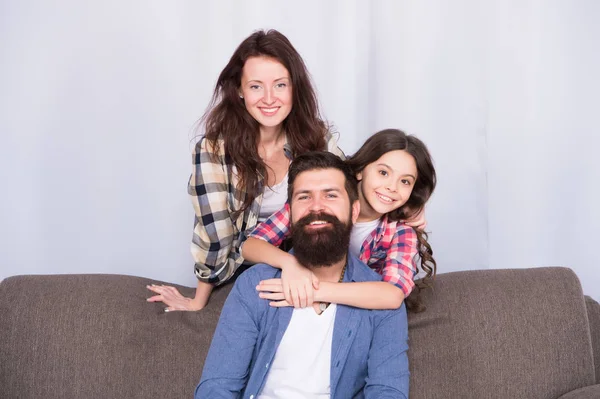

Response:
(347, 254), (383, 283)
(236, 263), (281, 286)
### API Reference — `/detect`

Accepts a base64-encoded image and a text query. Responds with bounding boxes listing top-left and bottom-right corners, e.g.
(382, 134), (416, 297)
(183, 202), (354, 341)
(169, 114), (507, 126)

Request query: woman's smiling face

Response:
(239, 56), (293, 132)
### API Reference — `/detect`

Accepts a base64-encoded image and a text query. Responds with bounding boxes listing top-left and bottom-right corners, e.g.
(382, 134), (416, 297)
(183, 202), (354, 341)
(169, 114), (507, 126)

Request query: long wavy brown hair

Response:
(346, 129), (437, 312)
(200, 29), (329, 214)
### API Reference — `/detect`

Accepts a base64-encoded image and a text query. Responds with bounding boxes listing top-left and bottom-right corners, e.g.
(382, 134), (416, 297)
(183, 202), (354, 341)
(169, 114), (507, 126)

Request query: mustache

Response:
(295, 212), (340, 228)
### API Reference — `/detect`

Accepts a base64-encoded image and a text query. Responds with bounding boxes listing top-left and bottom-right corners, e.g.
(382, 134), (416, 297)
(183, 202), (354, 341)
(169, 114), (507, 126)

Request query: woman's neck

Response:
(259, 125), (285, 146)
(259, 126), (286, 161)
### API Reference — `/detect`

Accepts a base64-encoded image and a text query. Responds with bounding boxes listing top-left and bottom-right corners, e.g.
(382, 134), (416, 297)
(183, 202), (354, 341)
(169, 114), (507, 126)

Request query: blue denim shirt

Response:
(196, 253), (410, 399)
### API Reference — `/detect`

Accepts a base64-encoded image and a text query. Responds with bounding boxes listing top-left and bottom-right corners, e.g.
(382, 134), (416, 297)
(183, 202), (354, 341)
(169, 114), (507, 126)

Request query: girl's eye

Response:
(401, 179), (411, 186)
(379, 170), (388, 176)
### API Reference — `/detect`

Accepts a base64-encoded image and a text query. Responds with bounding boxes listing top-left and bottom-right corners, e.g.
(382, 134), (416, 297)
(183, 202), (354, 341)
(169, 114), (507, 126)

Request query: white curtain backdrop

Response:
(1, 0), (598, 300)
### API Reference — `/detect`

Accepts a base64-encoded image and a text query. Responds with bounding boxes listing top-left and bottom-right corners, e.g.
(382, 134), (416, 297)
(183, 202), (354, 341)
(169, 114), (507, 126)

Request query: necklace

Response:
(318, 262), (347, 314)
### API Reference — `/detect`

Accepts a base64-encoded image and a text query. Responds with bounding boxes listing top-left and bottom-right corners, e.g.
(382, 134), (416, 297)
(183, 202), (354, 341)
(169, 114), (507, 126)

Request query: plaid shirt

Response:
(189, 133), (344, 285)
(247, 203), (418, 296)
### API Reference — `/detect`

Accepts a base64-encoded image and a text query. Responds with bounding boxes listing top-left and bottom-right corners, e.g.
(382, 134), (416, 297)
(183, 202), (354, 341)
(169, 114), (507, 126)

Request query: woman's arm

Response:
(146, 138), (237, 311)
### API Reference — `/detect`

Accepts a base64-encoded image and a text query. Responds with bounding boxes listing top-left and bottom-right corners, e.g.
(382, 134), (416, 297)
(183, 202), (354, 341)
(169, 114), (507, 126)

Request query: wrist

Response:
(276, 252), (297, 270)
(314, 281), (332, 303)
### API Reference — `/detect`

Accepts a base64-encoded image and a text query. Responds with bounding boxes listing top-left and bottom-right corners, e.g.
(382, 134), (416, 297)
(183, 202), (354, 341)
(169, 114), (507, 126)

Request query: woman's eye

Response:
(276, 83), (287, 88)
(401, 179), (411, 186)
(250, 85), (261, 90)
(379, 170), (388, 176)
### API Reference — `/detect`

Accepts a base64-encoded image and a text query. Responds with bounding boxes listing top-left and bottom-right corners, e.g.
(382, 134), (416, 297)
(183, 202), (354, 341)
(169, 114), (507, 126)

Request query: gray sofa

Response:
(1, 267), (598, 399)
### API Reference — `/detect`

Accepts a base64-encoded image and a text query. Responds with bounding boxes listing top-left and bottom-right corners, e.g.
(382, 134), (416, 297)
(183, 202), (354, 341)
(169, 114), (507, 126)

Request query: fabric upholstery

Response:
(585, 295), (600, 383)
(0, 274), (233, 399)
(556, 384), (600, 399)
(1, 267), (598, 399)
(407, 267), (596, 399)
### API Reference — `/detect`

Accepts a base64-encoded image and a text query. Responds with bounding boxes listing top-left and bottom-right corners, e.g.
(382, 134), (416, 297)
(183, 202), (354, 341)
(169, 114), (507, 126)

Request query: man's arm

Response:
(363, 305), (410, 399)
(195, 270), (262, 398)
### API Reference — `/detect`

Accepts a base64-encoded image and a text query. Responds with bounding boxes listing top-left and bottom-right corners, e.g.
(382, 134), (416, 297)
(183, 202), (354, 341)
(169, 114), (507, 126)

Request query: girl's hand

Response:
(146, 284), (204, 312)
(256, 278), (291, 307)
(257, 258), (319, 308)
(282, 259), (319, 307)
(403, 207), (427, 231)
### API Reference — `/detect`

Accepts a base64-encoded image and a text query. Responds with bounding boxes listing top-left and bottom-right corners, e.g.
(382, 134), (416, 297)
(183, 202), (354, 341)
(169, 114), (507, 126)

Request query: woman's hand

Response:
(257, 259), (319, 308)
(146, 284), (204, 312)
(403, 207), (427, 231)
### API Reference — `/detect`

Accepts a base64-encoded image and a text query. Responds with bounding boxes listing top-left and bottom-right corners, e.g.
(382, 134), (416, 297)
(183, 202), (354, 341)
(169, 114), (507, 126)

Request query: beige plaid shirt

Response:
(189, 132), (344, 285)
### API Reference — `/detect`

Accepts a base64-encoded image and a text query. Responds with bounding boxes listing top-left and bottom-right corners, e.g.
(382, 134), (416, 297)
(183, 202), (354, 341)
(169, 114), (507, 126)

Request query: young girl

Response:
(242, 128), (437, 312)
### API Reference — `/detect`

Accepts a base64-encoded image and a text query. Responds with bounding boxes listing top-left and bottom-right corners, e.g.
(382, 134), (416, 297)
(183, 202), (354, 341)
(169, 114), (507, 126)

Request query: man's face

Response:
(289, 168), (359, 268)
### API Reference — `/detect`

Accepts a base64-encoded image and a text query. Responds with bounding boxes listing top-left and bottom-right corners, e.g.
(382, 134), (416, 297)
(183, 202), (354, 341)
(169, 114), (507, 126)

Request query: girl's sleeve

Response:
(247, 203), (292, 247)
(188, 138), (240, 285)
(381, 225), (419, 297)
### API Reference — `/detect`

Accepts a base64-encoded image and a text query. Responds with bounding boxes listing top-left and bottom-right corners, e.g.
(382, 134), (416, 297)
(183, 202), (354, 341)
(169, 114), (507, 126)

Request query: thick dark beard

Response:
(290, 212), (353, 268)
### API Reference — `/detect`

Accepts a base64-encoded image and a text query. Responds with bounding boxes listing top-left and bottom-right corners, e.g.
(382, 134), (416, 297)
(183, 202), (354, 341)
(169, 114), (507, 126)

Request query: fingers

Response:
(256, 281), (284, 293)
(146, 294), (163, 303)
(282, 279), (292, 304)
(312, 274), (320, 290)
(269, 300), (292, 308)
(259, 292), (286, 301)
(304, 284), (313, 308)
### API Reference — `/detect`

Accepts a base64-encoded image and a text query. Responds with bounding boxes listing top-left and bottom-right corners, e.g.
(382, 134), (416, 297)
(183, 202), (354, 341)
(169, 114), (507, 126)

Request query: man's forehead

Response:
(292, 168), (346, 193)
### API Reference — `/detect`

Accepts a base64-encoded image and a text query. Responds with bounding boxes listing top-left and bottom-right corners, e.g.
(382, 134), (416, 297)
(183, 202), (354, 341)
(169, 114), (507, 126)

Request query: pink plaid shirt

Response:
(246, 203), (417, 296)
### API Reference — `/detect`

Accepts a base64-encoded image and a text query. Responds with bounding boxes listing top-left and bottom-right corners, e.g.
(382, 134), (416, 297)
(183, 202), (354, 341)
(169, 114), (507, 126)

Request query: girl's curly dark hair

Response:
(346, 129), (437, 312)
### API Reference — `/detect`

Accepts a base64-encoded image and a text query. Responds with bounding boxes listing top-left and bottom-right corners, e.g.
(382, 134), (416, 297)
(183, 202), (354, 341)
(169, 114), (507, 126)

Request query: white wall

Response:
(1, 0), (598, 300)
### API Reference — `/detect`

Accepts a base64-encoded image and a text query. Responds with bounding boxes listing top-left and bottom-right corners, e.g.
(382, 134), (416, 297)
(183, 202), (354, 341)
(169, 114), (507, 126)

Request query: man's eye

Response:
(297, 195), (309, 200)
(326, 194), (338, 198)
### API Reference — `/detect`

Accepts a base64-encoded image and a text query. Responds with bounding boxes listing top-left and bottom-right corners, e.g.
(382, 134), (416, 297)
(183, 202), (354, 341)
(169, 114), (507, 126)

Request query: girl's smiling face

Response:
(356, 150), (417, 222)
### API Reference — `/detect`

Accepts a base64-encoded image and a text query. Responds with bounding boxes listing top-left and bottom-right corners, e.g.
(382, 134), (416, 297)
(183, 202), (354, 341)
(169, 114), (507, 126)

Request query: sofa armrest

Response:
(557, 384), (600, 399)
(585, 296), (600, 383)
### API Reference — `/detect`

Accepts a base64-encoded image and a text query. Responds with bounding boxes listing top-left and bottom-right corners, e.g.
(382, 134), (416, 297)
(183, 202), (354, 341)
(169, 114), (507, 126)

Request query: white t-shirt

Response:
(349, 218), (380, 257)
(258, 173), (289, 222)
(258, 305), (337, 399)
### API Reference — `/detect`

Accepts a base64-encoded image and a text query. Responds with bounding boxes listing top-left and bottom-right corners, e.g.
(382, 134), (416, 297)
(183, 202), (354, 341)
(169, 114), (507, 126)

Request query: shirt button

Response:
(250, 396), (254, 399)
(265, 363), (269, 368)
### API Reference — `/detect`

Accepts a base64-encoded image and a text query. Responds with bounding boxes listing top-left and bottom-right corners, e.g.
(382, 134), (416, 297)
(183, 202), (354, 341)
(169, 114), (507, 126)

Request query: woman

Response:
(146, 29), (343, 311)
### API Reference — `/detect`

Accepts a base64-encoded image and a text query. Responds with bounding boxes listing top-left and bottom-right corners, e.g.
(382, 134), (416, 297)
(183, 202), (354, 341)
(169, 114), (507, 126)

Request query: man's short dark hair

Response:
(287, 151), (359, 203)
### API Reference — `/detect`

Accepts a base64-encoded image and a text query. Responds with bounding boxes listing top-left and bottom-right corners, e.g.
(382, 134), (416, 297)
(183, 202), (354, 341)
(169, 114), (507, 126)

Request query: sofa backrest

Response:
(407, 267), (596, 399)
(1, 267), (597, 399)
(0, 274), (234, 399)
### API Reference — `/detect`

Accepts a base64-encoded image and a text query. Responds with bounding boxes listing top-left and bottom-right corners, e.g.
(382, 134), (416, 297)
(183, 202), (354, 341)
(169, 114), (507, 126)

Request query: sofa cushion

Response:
(407, 267), (596, 399)
(0, 274), (232, 399)
(556, 384), (600, 399)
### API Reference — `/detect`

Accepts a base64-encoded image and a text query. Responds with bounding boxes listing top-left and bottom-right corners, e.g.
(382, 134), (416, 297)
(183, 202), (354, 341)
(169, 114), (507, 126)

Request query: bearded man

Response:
(196, 151), (409, 399)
